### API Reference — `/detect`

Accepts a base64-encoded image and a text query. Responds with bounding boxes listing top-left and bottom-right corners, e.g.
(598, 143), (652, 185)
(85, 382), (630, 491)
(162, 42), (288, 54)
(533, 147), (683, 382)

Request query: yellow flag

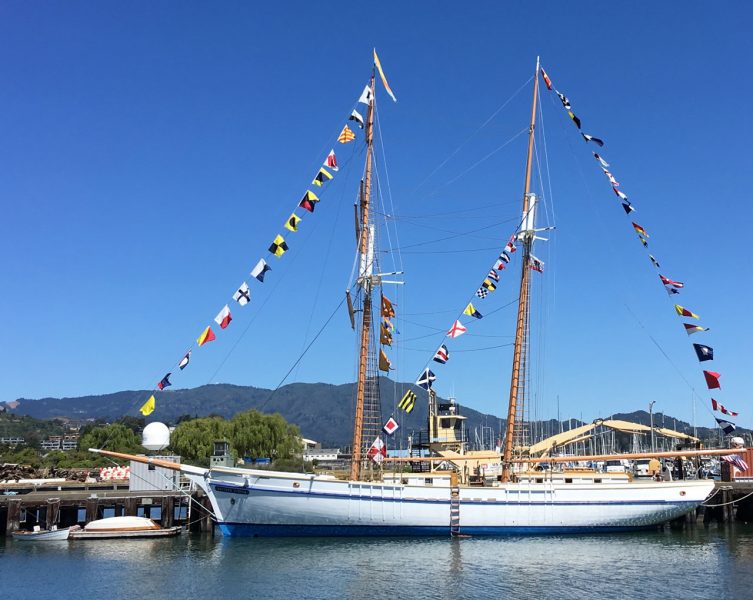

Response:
(378, 349), (391, 372)
(284, 213), (301, 232)
(338, 125), (356, 143)
(140, 395), (155, 416)
(373, 48), (397, 102)
(268, 234), (288, 257)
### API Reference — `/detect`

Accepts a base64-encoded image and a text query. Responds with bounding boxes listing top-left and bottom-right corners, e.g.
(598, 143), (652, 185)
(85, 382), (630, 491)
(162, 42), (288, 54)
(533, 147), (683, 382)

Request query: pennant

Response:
(233, 282), (251, 306)
(373, 48), (397, 102)
(649, 255), (661, 268)
(703, 370), (721, 390)
(712, 399), (738, 417)
(638, 236), (648, 247)
(675, 305), (700, 319)
(214, 304), (232, 329)
(139, 395), (156, 416)
(481, 278), (497, 291)
(602, 168), (619, 187)
(381, 294), (396, 318)
(497, 251), (511, 269)
(312, 167), (333, 187)
(268, 234), (289, 257)
(325, 149), (338, 171)
(568, 110), (582, 129)
(715, 418), (736, 435)
(448, 320), (467, 338)
(349, 109), (364, 129)
(416, 368), (436, 390)
(529, 256), (544, 273)
(382, 417), (399, 436)
(660, 275), (684, 289)
(178, 351), (191, 370)
(380, 323), (393, 346)
(632, 222), (648, 237)
(581, 133), (604, 146)
(251, 258), (271, 282)
(284, 213), (302, 232)
(556, 91), (571, 110)
(593, 152), (609, 168)
(540, 68), (553, 90)
(622, 202), (634, 215)
(613, 187), (629, 201)
(505, 237), (517, 253)
(379, 349), (391, 372)
(337, 125), (356, 144)
(722, 454), (749, 472)
(299, 190), (320, 213)
(433, 344), (449, 364)
(487, 269), (500, 282)
(693, 343), (714, 362)
(463, 303), (483, 319)
(197, 326), (216, 346)
(157, 373), (171, 391)
(358, 84), (373, 105)
(684, 323), (709, 335)
(398, 389), (417, 413)
(476, 288), (489, 299)
(367, 437), (387, 463)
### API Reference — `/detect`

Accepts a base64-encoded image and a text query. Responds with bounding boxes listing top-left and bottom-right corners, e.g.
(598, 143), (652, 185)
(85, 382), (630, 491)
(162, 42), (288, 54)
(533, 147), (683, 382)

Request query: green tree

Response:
(117, 416), (145, 433)
(169, 417), (230, 466)
(79, 423), (142, 454)
(230, 410), (301, 460)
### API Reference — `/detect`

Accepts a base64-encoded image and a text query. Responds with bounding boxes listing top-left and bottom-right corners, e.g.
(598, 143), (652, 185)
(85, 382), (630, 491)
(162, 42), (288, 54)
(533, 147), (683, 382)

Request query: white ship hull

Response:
(189, 468), (714, 537)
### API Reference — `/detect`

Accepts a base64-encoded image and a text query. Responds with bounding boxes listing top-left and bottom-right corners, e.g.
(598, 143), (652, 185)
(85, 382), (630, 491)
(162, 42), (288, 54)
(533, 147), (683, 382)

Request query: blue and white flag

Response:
(416, 368), (436, 390)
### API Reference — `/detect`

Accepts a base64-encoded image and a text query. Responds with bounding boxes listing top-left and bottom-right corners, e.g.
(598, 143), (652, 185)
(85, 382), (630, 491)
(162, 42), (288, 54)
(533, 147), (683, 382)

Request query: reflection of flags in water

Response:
(712, 399), (738, 417)
(693, 343), (714, 362)
(367, 437), (387, 463)
(684, 323), (709, 335)
(398, 390), (417, 413)
(140, 395), (156, 416)
(233, 282), (251, 305)
(178, 351), (191, 370)
(382, 417), (399, 436)
(448, 320), (467, 338)
(157, 373), (171, 390)
(338, 125), (356, 143)
(581, 133), (604, 146)
(251, 258), (271, 282)
(703, 370), (721, 389)
(416, 368), (436, 390)
(433, 344), (449, 364)
(722, 454), (749, 472)
(214, 304), (232, 329)
(675, 305), (700, 319)
(716, 418), (736, 435)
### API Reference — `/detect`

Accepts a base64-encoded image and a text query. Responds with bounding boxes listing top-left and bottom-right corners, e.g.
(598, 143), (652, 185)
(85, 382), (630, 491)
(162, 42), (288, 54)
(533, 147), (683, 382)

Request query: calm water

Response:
(2, 526), (753, 599)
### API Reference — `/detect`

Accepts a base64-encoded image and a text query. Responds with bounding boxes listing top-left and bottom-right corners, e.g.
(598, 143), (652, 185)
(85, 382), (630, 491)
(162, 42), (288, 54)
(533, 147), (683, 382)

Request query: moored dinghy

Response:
(69, 516), (181, 539)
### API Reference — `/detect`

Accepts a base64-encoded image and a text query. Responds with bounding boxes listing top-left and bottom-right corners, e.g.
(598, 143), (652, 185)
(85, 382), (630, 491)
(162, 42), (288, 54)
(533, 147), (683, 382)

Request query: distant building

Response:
(0, 436), (25, 447)
(41, 434), (79, 452)
(303, 448), (341, 462)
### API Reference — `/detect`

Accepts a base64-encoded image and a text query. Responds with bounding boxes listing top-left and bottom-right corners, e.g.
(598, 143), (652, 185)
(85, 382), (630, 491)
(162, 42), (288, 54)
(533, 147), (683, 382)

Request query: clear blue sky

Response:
(1, 2), (751, 431)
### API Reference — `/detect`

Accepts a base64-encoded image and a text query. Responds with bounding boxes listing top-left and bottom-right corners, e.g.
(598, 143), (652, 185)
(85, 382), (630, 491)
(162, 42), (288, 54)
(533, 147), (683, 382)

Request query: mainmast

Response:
(350, 73), (377, 481)
(502, 57), (540, 482)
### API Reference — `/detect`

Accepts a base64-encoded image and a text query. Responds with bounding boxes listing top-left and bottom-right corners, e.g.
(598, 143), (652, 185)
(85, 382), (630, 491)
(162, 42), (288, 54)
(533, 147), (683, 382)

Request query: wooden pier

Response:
(0, 482), (215, 536)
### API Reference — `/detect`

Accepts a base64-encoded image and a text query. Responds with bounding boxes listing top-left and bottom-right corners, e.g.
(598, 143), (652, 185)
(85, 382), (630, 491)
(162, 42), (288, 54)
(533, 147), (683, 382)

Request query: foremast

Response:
(502, 57), (540, 482)
(350, 73), (377, 482)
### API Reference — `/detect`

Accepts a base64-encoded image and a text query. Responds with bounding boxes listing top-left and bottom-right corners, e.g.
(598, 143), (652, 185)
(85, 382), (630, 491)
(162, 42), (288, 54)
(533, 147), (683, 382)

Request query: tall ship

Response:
(95, 54), (736, 536)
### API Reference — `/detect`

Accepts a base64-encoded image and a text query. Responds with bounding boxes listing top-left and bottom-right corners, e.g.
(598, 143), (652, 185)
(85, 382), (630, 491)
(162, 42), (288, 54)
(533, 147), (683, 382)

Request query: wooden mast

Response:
(501, 57), (540, 482)
(349, 72), (377, 481)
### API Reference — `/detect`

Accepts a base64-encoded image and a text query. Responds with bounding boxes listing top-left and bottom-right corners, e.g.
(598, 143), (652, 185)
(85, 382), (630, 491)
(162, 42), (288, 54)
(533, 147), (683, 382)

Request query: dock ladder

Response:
(450, 472), (461, 537)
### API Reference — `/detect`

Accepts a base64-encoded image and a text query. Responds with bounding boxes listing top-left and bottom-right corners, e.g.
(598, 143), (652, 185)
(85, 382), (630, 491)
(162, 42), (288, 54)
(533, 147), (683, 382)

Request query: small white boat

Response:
(69, 516), (181, 539)
(12, 525), (80, 541)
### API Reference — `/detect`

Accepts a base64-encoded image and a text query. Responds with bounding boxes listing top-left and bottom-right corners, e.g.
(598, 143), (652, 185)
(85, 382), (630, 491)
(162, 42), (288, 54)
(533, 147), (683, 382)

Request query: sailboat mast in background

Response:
(350, 73), (377, 481)
(502, 57), (540, 482)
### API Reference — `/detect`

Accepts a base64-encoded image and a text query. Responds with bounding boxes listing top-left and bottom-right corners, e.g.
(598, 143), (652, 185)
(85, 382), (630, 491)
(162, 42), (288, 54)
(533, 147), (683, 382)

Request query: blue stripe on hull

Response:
(218, 523), (656, 538)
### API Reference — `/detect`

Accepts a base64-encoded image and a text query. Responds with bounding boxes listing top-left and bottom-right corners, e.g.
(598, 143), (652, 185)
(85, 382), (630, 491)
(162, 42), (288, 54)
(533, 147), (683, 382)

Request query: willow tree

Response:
(80, 423), (142, 454)
(169, 416), (230, 465)
(230, 410), (301, 460)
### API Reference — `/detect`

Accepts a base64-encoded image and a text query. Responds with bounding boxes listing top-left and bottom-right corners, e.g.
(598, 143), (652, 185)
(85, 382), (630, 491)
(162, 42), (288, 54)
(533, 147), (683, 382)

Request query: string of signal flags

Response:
(539, 65), (739, 436)
(137, 78), (393, 417)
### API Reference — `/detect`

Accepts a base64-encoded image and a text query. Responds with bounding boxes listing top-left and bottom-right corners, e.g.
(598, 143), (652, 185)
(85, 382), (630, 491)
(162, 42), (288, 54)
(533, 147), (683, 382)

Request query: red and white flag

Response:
(367, 437), (387, 463)
(660, 275), (684, 289)
(214, 305), (232, 329)
(711, 399), (738, 417)
(325, 149), (338, 172)
(448, 320), (467, 338)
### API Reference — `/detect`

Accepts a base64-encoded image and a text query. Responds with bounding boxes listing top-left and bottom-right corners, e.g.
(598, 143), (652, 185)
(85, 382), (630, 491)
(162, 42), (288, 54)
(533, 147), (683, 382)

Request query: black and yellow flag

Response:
(398, 390), (417, 413)
(268, 234), (288, 257)
(299, 190), (320, 213)
(312, 167), (333, 187)
(284, 213), (301, 232)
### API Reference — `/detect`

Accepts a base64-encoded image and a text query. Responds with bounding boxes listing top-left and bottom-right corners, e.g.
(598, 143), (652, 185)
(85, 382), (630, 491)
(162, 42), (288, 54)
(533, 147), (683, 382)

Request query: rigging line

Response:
(379, 214), (519, 237)
(383, 218), (518, 252)
(257, 295), (347, 413)
(422, 127), (530, 198)
(401, 342), (515, 353)
(395, 246), (501, 255)
(410, 74), (534, 195)
(373, 200), (519, 220)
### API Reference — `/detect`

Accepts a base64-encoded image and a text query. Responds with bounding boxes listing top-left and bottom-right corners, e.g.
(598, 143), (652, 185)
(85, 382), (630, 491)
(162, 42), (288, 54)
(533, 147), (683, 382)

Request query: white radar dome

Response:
(142, 422), (171, 451)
